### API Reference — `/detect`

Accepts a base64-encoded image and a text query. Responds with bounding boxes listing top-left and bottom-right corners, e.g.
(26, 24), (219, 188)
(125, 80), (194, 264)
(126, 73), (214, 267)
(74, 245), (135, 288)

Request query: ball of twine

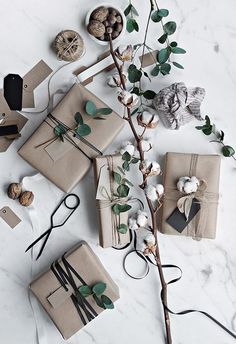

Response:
(53, 30), (85, 62)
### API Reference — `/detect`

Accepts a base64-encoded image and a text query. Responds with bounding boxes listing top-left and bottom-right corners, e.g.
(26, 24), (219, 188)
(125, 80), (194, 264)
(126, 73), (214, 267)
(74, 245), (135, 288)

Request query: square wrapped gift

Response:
(30, 241), (119, 340)
(18, 83), (124, 192)
(94, 154), (131, 248)
(161, 152), (221, 239)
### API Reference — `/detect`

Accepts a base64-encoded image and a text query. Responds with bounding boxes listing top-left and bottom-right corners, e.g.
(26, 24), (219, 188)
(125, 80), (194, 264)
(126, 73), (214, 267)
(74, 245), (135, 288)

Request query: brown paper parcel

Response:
(18, 83), (125, 192)
(161, 152), (221, 239)
(30, 241), (119, 340)
(94, 155), (130, 248)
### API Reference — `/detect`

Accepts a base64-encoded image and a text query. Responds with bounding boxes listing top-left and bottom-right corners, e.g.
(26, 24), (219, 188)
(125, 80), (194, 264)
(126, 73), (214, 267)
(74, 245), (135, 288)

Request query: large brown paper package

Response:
(161, 152), (221, 239)
(18, 83), (125, 192)
(94, 154), (130, 248)
(30, 241), (119, 340)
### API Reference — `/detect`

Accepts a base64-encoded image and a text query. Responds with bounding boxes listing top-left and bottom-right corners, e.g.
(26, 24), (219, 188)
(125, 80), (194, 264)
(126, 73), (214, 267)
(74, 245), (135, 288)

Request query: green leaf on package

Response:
(117, 223), (128, 234)
(118, 204), (132, 213)
(173, 61), (184, 69)
(123, 178), (134, 187)
(96, 108), (112, 116)
(113, 171), (122, 184)
(151, 65), (160, 77)
(54, 124), (67, 137)
(117, 184), (130, 197)
(78, 285), (92, 297)
(93, 294), (104, 308)
(160, 63), (171, 75)
(85, 100), (97, 116)
(92, 282), (106, 296)
(74, 112), (83, 125)
(171, 46), (186, 54)
(75, 124), (91, 137)
(101, 295), (114, 309)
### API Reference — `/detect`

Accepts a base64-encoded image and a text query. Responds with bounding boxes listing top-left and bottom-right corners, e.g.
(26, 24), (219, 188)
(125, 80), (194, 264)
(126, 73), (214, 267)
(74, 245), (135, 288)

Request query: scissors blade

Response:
(36, 230), (52, 260)
(25, 228), (52, 253)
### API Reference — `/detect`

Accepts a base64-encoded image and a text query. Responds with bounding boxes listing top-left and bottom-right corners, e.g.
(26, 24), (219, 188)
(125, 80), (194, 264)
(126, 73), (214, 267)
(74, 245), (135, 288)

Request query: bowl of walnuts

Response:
(86, 3), (126, 45)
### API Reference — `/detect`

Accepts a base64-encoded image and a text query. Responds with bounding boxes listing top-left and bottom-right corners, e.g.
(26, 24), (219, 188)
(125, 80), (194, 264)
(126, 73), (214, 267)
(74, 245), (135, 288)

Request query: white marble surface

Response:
(0, 0), (236, 343)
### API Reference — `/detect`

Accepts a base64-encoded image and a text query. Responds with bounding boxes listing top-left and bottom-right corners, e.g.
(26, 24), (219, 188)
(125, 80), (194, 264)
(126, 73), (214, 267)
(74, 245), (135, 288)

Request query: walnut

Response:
(7, 183), (22, 200)
(91, 7), (109, 22)
(19, 191), (34, 207)
(87, 20), (106, 38)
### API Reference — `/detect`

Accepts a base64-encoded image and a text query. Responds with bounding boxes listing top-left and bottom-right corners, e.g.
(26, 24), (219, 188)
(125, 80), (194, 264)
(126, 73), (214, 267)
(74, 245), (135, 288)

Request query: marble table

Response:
(0, 0), (236, 343)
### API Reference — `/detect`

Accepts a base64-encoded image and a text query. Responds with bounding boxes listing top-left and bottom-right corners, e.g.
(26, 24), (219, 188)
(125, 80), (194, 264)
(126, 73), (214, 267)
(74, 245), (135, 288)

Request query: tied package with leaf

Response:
(18, 83), (125, 192)
(161, 152), (221, 239)
(29, 241), (119, 340)
(94, 154), (132, 248)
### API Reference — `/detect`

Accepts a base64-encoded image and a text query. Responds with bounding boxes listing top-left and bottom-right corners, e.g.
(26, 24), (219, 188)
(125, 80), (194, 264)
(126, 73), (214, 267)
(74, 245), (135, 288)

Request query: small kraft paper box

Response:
(30, 241), (119, 340)
(161, 152), (221, 239)
(18, 83), (125, 192)
(94, 154), (131, 248)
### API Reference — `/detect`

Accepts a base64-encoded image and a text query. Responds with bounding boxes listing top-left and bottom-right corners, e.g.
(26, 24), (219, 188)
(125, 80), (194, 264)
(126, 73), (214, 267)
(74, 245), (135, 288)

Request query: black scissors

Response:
(25, 194), (80, 260)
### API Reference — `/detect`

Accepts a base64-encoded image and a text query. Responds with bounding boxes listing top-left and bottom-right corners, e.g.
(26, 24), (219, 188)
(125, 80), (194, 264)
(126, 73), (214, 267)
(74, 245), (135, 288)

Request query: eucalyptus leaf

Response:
(96, 108), (112, 115)
(132, 87), (140, 95)
(122, 152), (131, 161)
(158, 33), (168, 44)
(160, 63), (171, 75)
(85, 100), (97, 116)
(128, 64), (142, 83)
(171, 46), (186, 54)
(117, 184), (130, 197)
(158, 9), (169, 17)
(131, 157), (139, 164)
(101, 295), (114, 309)
(202, 125), (212, 135)
(124, 4), (132, 16)
(151, 10), (162, 22)
(158, 48), (171, 64)
(112, 204), (121, 215)
(170, 41), (178, 47)
(118, 166), (125, 175)
(74, 112), (83, 125)
(54, 124), (67, 136)
(75, 124), (91, 137)
(113, 171), (121, 184)
(222, 145), (235, 157)
(163, 21), (177, 35)
(122, 161), (130, 171)
(92, 282), (106, 296)
(173, 61), (184, 69)
(117, 204), (132, 213)
(131, 108), (139, 116)
(143, 90), (156, 99)
(117, 224), (128, 234)
(78, 285), (92, 297)
(123, 178), (134, 187)
(151, 65), (160, 76)
(127, 18), (139, 33)
(131, 4), (139, 16)
(205, 115), (211, 126)
(93, 294), (104, 308)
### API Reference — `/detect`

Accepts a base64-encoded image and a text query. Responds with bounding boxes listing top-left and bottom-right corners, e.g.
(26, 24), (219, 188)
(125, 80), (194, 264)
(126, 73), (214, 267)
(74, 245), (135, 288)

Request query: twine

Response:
(53, 30), (85, 62)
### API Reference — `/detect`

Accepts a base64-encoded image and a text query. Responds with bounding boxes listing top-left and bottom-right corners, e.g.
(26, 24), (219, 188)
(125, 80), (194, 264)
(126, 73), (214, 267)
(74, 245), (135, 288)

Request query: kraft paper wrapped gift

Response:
(30, 241), (120, 340)
(18, 83), (125, 192)
(94, 154), (131, 248)
(161, 152), (221, 239)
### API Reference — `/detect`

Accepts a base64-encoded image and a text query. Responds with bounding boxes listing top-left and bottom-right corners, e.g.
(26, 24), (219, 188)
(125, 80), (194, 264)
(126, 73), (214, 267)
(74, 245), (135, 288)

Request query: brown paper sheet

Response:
(160, 152), (221, 239)
(30, 241), (119, 340)
(18, 83), (125, 192)
(94, 154), (130, 248)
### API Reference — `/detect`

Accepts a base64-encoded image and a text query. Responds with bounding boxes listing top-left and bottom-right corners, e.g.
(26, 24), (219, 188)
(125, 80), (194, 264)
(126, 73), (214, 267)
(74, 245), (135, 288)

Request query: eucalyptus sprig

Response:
(196, 115), (236, 160)
(124, 1), (139, 33)
(78, 282), (114, 310)
(54, 100), (112, 141)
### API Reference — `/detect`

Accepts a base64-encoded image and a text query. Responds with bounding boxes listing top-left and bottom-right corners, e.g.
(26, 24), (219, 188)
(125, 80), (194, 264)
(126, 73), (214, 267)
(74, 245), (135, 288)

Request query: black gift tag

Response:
(166, 197), (201, 233)
(0, 124), (18, 137)
(3, 74), (23, 110)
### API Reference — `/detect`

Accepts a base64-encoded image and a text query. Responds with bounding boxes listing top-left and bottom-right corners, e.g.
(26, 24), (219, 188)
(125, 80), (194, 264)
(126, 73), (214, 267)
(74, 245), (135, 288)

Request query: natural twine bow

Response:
(177, 179), (207, 239)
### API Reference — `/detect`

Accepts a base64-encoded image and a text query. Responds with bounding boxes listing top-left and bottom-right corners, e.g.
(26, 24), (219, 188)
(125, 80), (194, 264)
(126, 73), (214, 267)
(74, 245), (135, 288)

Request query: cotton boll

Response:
(141, 139), (152, 152)
(177, 176), (190, 192)
(145, 185), (157, 201)
(120, 141), (135, 156)
(141, 160), (161, 176)
(190, 176), (200, 186)
(156, 184), (164, 198)
(136, 228), (156, 254)
(136, 210), (148, 227)
(128, 217), (138, 230)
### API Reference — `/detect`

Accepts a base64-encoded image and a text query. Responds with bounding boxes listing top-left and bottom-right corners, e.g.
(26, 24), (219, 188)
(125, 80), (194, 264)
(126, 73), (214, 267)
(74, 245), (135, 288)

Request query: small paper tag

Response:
(0, 206), (21, 229)
(166, 198), (201, 233)
(3, 74), (23, 110)
(47, 285), (72, 309)
(96, 165), (111, 200)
